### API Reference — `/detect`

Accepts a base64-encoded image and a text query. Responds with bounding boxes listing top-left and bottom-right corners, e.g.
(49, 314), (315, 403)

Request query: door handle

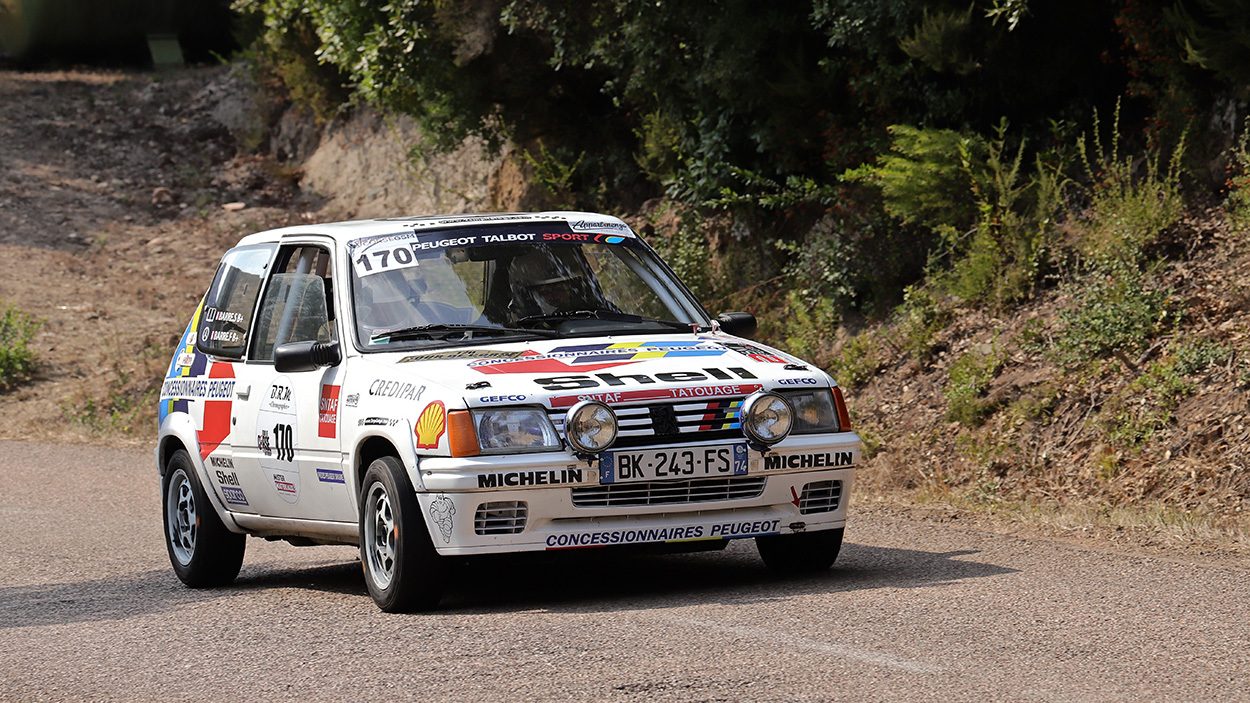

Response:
(235, 384), (250, 400)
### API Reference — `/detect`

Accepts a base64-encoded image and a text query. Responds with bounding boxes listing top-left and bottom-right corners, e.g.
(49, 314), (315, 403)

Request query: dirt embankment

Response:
(0, 64), (546, 445)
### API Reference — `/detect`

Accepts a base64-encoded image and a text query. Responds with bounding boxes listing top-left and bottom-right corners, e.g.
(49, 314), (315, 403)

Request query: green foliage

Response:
(1169, 0), (1250, 87)
(1169, 338), (1231, 375)
(520, 141), (585, 211)
(1077, 102), (1186, 260)
(778, 290), (840, 369)
(0, 302), (41, 391)
(945, 344), (1006, 426)
(1101, 355), (1193, 447)
(858, 124), (980, 232)
(1052, 258), (1176, 368)
(1225, 120), (1250, 231)
(645, 205), (714, 302)
(893, 285), (950, 361)
(64, 386), (156, 436)
(635, 109), (685, 184)
(827, 330), (885, 389)
(900, 6), (979, 76)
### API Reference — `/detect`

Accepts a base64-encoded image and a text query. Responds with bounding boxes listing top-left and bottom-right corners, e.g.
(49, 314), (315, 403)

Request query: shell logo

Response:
(414, 401), (447, 449)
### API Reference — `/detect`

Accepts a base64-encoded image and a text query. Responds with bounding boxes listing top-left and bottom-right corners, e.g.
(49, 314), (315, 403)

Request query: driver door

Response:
(229, 242), (354, 523)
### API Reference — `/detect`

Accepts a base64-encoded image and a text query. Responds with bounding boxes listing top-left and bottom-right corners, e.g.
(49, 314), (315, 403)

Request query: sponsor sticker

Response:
(369, 379), (425, 401)
(761, 451), (855, 471)
(544, 519), (781, 549)
(258, 376), (299, 503)
(477, 394), (526, 403)
(414, 401), (446, 449)
(477, 468), (584, 488)
(221, 486), (249, 506)
(428, 493), (456, 543)
(317, 468), (346, 484)
(549, 383), (763, 408)
(399, 349), (529, 363)
(318, 384), (340, 438)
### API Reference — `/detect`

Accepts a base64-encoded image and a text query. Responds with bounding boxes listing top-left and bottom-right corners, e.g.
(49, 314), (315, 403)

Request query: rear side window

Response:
(196, 244), (276, 359)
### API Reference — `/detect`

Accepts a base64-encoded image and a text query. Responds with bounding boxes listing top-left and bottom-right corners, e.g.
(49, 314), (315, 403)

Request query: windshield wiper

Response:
(515, 309), (700, 331)
(372, 324), (557, 342)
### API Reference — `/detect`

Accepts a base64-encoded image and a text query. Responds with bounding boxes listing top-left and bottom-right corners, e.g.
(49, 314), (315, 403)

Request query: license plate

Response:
(600, 444), (748, 484)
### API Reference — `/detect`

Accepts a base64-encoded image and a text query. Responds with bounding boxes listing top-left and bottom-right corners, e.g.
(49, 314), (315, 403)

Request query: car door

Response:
(229, 241), (354, 522)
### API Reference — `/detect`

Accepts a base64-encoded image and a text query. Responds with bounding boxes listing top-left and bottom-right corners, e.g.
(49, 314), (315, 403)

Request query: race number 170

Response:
(353, 244), (421, 277)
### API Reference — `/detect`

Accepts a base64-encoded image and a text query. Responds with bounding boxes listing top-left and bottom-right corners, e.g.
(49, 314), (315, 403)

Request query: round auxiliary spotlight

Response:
(564, 400), (618, 455)
(739, 391), (794, 447)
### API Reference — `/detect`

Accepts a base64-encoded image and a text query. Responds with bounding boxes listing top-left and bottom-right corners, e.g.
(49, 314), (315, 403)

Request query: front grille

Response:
(798, 480), (842, 514)
(550, 398), (745, 449)
(474, 501), (528, 535)
(571, 476), (766, 507)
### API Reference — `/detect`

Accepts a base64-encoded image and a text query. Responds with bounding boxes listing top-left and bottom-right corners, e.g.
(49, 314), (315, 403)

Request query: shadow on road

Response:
(0, 540), (1016, 627)
(438, 540), (1018, 613)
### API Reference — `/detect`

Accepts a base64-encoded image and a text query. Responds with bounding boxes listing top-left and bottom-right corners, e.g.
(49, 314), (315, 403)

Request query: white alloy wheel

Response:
(363, 481), (397, 590)
(166, 468), (197, 566)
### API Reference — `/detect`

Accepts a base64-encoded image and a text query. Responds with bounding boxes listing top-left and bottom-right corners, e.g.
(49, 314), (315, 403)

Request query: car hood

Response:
(354, 333), (832, 409)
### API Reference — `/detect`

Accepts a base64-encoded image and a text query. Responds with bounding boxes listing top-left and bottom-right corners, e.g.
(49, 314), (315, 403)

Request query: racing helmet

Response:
(508, 249), (589, 315)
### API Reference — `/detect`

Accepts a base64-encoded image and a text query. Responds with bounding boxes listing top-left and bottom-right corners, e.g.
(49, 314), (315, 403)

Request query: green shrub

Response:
(944, 120), (1066, 306)
(1224, 119), (1250, 232)
(893, 285), (951, 361)
(0, 302), (41, 390)
(945, 345), (1005, 426)
(859, 124), (980, 233)
(1078, 102), (1186, 260)
(1052, 258), (1176, 368)
(828, 329), (886, 389)
(778, 290), (840, 369)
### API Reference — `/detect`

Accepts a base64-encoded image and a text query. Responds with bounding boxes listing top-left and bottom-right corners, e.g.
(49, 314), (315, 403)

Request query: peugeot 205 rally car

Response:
(157, 211), (860, 611)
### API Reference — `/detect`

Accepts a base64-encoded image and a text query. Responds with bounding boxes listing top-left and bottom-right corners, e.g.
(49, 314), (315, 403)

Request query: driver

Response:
(508, 250), (594, 316)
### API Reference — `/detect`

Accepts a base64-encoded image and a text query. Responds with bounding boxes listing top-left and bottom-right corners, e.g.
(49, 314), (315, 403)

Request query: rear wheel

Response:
(163, 448), (245, 587)
(359, 456), (447, 612)
(756, 528), (844, 574)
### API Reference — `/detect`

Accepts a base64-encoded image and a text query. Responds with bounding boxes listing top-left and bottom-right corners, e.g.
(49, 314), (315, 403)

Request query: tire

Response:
(163, 448), (245, 587)
(359, 456), (447, 612)
(756, 527), (844, 574)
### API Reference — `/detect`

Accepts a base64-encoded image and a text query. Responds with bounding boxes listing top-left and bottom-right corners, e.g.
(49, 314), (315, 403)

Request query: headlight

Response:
(472, 407), (562, 454)
(781, 389), (839, 433)
(740, 391), (793, 446)
(564, 400), (618, 455)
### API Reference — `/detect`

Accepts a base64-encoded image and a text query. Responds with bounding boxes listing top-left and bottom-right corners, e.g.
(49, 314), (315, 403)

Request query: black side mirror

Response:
(274, 341), (341, 373)
(716, 312), (757, 339)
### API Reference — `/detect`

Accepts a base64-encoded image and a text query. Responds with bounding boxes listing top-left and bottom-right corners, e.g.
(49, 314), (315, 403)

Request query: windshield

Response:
(347, 223), (709, 349)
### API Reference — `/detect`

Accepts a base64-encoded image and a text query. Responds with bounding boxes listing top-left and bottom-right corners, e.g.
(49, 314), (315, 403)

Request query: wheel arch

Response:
(156, 413), (245, 533)
(351, 421), (423, 494)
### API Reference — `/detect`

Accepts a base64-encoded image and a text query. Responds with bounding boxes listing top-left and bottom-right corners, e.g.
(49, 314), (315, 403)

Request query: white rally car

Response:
(157, 211), (860, 611)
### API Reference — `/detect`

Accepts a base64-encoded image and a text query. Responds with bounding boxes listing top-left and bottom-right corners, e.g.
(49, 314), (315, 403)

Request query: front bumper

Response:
(415, 432), (859, 555)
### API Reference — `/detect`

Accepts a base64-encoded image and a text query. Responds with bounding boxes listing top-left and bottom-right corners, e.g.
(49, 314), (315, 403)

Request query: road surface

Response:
(1, 440), (1247, 701)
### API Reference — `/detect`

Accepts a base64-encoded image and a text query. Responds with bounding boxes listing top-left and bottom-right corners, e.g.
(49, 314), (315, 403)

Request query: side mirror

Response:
(716, 312), (757, 339)
(274, 341), (341, 373)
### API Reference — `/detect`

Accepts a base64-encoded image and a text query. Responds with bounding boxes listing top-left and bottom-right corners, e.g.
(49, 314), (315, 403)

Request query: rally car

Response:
(157, 211), (860, 611)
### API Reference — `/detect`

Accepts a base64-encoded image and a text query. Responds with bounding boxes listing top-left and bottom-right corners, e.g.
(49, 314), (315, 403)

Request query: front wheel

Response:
(163, 449), (245, 587)
(756, 527), (844, 574)
(359, 456), (447, 612)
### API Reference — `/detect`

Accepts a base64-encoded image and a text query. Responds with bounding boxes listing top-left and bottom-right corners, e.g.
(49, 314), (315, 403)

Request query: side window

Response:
(196, 244), (276, 359)
(251, 246), (336, 362)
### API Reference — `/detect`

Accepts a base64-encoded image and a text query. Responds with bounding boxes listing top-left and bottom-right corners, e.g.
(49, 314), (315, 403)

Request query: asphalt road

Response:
(1, 440), (1248, 702)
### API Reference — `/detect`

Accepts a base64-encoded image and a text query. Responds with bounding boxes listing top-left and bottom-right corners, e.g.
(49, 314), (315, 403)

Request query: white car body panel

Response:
(156, 211), (861, 557)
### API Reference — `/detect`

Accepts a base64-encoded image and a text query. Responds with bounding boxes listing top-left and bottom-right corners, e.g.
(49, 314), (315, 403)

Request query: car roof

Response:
(234, 211), (636, 248)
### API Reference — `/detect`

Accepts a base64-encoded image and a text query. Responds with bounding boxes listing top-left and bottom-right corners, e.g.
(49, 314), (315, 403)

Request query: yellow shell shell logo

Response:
(415, 401), (447, 449)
